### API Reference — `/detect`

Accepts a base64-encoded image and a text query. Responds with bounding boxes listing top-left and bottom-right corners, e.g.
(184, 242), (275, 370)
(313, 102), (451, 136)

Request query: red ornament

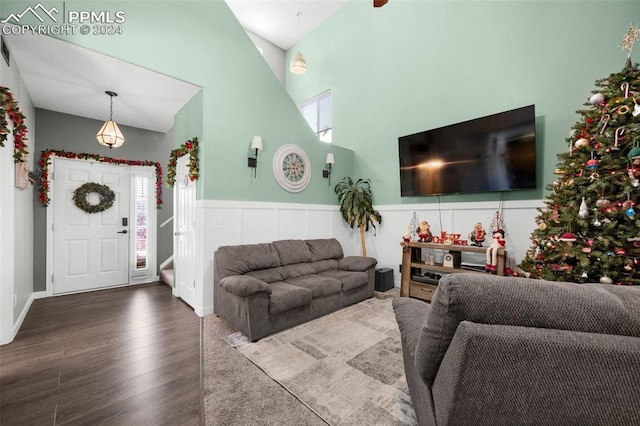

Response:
(560, 232), (577, 242)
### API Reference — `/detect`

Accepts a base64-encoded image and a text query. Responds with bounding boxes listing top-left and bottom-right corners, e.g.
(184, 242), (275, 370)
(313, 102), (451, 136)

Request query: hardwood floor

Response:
(0, 283), (201, 425)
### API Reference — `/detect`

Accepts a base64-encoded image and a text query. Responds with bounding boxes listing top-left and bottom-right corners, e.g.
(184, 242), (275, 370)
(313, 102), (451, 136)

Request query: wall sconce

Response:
(322, 153), (335, 186)
(248, 136), (262, 178)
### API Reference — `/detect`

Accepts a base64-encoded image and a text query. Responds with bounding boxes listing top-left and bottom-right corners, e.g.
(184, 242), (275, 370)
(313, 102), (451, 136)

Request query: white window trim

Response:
(129, 166), (157, 284)
(298, 90), (332, 143)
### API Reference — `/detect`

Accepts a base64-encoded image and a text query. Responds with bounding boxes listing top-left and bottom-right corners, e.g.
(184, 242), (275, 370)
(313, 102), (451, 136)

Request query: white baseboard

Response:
(4, 291), (46, 345)
(33, 291), (47, 299)
(159, 256), (173, 271)
(195, 305), (213, 317)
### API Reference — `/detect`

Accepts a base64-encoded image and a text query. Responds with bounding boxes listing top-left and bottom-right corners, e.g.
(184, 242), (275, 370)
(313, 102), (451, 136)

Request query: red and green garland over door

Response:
(519, 58), (640, 285)
(167, 137), (199, 187)
(0, 86), (28, 162)
(38, 150), (163, 208)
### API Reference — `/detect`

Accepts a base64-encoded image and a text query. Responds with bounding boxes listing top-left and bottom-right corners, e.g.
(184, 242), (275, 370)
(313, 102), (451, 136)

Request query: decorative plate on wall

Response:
(273, 144), (311, 192)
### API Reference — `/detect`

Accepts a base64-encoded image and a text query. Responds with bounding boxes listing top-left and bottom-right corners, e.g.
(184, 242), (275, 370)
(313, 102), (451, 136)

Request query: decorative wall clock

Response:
(273, 144), (311, 192)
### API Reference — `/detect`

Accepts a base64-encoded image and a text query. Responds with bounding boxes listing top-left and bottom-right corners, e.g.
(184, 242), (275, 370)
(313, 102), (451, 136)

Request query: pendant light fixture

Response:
(289, 12), (307, 75)
(96, 90), (125, 149)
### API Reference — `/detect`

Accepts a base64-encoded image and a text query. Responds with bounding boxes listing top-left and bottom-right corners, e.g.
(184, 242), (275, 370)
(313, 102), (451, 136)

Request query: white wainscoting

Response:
(196, 199), (544, 316)
(196, 200), (355, 316)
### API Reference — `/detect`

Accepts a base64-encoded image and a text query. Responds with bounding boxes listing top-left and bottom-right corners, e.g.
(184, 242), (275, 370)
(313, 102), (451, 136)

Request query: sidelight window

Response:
(134, 176), (149, 270)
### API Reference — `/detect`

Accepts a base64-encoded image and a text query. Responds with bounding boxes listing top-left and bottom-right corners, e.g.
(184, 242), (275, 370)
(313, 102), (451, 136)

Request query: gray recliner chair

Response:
(393, 273), (640, 425)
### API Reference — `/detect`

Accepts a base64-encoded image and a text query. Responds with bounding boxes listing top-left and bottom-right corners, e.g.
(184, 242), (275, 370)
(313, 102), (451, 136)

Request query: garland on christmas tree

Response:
(0, 86), (28, 162)
(38, 150), (163, 208)
(167, 137), (199, 187)
(519, 57), (640, 285)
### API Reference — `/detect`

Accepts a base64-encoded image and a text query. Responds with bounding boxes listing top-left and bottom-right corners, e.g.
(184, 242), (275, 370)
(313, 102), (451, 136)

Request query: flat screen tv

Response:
(398, 105), (536, 196)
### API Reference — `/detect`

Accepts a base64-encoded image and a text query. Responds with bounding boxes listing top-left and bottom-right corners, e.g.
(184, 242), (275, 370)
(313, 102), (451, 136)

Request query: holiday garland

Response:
(38, 150), (163, 208)
(167, 137), (199, 187)
(73, 182), (115, 213)
(0, 86), (29, 162)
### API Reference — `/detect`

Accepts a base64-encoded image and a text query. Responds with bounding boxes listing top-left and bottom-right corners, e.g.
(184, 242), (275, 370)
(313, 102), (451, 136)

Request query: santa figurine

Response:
(468, 222), (486, 246)
(485, 229), (506, 273)
(417, 221), (433, 242)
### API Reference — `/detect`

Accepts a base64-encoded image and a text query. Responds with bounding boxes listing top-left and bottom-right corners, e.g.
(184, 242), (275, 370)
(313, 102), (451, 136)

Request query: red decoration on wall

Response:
(0, 86), (28, 162)
(38, 150), (163, 208)
(374, 0), (388, 7)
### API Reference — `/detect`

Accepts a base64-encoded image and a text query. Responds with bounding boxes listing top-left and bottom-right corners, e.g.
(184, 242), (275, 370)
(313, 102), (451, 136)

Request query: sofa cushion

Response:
(415, 273), (640, 386)
(318, 270), (368, 291)
(282, 263), (317, 279)
(284, 275), (343, 298)
(311, 259), (340, 274)
(215, 243), (281, 280)
(246, 266), (285, 283)
(273, 240), (312, 265)
(268, 282), (313, 314)
(393, 298), (431, 355)
(219, 275), (272, 297)
(339, 256), (377, 272)
(306, 238), (344, 261)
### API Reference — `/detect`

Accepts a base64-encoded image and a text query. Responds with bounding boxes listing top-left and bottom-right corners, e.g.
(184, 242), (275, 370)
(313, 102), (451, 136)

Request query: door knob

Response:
(174, 232), (182, 236)
(117, 230), (128, 234)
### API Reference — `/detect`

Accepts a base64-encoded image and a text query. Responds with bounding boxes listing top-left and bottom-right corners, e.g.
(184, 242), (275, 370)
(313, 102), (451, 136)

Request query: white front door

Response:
(52, 158), (130, 294)
(174, 154), (197, 308)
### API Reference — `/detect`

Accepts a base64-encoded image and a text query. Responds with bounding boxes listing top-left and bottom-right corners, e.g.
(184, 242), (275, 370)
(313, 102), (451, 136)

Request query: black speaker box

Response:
(375, 268), (394, 292)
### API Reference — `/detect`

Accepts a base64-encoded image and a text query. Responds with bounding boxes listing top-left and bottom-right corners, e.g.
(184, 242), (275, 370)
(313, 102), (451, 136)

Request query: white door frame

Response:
(173, 154), (197, 308)
(129, 166), (158, 285)
(45, 157), (158, 296)
(0, 125), (15, 344)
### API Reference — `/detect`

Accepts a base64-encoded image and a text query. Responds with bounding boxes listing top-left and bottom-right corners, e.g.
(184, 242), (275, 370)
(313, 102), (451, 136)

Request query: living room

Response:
(1, 0), (639, 424)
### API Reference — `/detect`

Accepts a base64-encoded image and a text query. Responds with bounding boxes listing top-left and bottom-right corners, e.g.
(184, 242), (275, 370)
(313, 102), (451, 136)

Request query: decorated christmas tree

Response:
(519, 24), (640, 285)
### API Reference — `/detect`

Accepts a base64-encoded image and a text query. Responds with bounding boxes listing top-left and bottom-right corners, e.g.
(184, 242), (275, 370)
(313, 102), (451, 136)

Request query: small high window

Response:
(298, 91), (332, 143)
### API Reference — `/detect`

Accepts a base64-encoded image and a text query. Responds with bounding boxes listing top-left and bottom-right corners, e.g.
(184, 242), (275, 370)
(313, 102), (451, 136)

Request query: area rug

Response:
(228, 296), (417, 426)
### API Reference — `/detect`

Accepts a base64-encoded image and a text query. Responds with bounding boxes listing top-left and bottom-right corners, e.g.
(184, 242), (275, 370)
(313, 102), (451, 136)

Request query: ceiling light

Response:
(290, 52), (307, 75)
(96, 90), (125, 149)
(290, 12), (307, 75)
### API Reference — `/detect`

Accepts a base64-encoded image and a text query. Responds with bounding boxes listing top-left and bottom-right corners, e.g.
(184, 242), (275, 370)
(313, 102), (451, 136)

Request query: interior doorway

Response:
(173, 154), (197, 308)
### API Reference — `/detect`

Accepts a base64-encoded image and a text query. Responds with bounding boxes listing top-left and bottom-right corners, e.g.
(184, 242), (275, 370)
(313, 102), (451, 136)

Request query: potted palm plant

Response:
(334, 177), (382, 256)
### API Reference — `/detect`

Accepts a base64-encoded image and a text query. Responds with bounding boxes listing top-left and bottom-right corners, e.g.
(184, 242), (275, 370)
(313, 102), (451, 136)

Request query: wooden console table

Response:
(400, 241), (506, 302)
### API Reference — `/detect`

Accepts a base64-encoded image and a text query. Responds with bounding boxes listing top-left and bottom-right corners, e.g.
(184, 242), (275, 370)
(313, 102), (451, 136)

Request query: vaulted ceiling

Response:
(1, 2), (347, 133)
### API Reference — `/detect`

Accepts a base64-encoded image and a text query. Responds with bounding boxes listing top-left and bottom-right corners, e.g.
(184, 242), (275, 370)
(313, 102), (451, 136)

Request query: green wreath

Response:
(73, 182), (116, 214)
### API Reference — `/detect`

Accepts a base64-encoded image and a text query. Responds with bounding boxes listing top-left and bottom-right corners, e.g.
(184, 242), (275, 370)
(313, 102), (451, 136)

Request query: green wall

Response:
(174, 90), (204, 197)
(286, 0), (639, 205)
(2, 0), (352, 204)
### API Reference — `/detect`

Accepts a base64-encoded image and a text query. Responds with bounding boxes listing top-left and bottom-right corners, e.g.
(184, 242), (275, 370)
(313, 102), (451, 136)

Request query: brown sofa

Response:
(214, 238), (377, 341)
(393, 273), (640, 425)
